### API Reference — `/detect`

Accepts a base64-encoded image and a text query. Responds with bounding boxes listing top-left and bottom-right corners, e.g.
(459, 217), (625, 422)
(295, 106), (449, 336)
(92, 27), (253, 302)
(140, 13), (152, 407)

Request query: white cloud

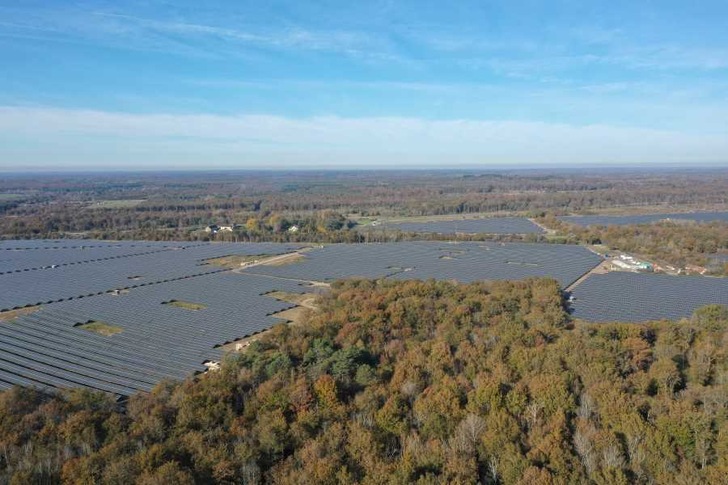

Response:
(0, 107), (727, 169)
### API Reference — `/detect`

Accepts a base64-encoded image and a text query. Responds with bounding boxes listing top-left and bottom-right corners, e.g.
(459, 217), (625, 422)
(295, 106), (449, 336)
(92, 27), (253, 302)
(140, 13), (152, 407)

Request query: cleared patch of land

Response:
(0, 306), (41, 322)
(163, 300), (207, 311)
(266, 291), (319, 309)
(221, 291), (319, 354)
(206, 254), (265, 268)
(75, 320), (123, 336)
(562, 204), (728, 216)
(219, 334), (262, 353)
(371, 212), (524, 224)
(262, 253), (305, 266)
(87, 199), (146, 209)
(268, 291), (319, 325)
(271, 306), (310, 325)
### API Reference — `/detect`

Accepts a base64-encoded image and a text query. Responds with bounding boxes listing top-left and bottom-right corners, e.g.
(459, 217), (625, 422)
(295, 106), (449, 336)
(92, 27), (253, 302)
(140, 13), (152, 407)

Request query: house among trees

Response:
(204, 224), (236, 234)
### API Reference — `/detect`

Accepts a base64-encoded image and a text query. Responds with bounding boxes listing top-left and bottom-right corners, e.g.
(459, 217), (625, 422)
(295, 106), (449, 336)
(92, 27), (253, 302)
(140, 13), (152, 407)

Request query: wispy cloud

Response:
(2, 4), (726, 74)
(0, 7), (398, 61)
(93, 12), (382, 53)
(1, 107), (726, 168)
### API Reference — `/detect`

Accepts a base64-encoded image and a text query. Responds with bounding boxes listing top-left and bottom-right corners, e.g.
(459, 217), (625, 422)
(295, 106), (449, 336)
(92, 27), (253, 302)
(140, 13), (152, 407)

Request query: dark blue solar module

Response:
(0, 242), (301, 310)
(570, 272), (728, 323)
(376, 217), (544, 234)
(0, 272), (313, 396)
(0, 245), (185, 274)
(246, 242), (602, 288)
(558, 211), (728, 227)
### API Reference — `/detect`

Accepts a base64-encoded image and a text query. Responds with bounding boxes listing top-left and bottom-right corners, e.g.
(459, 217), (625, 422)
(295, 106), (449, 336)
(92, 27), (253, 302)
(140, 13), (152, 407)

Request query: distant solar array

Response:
(370, 217), (544, 235)
(558, 211), (728, 227)
(246, 242), (601, 288)
(570, 272), (728, 322)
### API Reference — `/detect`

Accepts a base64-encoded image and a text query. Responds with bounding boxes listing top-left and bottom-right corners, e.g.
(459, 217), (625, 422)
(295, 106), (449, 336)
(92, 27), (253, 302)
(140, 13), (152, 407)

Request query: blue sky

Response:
(1, 0), (727, 169)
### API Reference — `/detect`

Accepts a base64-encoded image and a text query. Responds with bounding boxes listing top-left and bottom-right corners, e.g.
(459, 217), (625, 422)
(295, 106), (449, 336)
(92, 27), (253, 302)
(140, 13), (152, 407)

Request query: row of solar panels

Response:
(558, 211), (728, 227)
(0, 240), (195, 250)
(362, 217), (545, 235)
(0, 246), (180, 274)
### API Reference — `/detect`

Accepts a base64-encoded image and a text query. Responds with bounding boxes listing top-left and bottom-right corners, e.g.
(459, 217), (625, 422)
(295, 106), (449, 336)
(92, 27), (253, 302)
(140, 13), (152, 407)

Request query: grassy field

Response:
(357, 211), (527, 224)
(75, 320), (123, 336)
(265, 291), (318, 308)
(560, 204), (728, 216)
(0, 306), (41, 322)
(263, 253), (306, 266)
(163, 300), (207, 311)
(206, 254), (266, 268)
(87, 199), (146, 209)
(270, 306), (310, 325)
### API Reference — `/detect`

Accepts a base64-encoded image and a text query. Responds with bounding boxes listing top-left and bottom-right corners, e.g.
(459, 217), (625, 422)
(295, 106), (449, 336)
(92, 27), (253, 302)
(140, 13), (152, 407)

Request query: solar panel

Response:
(370, 217), (544, 234)
(558, 211), (728, 227)
(570, 272), (728, 322)
(246, 242), (601, 288)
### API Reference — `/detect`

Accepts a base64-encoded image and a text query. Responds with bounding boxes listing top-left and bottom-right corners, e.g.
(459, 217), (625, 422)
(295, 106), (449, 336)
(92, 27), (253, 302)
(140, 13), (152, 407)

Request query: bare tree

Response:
(573, 429), (597, 476)
(602, 444), (626, 470)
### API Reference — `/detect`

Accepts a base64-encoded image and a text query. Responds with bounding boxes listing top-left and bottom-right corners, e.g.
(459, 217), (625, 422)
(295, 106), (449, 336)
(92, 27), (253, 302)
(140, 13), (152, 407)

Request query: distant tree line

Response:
(3, 171), (728, 241)
(541, 216), (728, 275)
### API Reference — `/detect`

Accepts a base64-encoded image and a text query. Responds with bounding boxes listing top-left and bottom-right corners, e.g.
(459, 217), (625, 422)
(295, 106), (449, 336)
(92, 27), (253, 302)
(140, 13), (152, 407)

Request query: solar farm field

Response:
(0, 242), (301, 310)
(558, 211), (728, 227)
(245, 242), (601, 287)
(0, 273), (310, 395)
(374, 217), (544, 235)
(0, 241), (315, 395)
(0, 239), (608, 397)
(5, 238), (728, 397)
(569, 272), (728, 322)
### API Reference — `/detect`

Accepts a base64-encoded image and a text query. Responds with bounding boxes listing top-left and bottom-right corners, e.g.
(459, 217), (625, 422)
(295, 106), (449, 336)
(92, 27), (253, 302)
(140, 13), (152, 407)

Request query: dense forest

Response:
(2, 278), (728, 484)
(542, 217), (728, 275)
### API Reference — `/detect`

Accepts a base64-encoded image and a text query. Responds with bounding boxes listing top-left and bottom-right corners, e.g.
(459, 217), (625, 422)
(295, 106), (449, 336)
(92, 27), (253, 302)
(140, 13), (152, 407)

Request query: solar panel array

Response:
(372, 217), (544, 235)
(0, 242), (301, 310)
(558, 211), (728, 227)
(0, 272), (312, 395)
(0, 238), (625, 397)
(570, 272), (728, 322)
(0, 245), (184, 274)
(0, 240), (192, 250)
(246, 242), (602, 287)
